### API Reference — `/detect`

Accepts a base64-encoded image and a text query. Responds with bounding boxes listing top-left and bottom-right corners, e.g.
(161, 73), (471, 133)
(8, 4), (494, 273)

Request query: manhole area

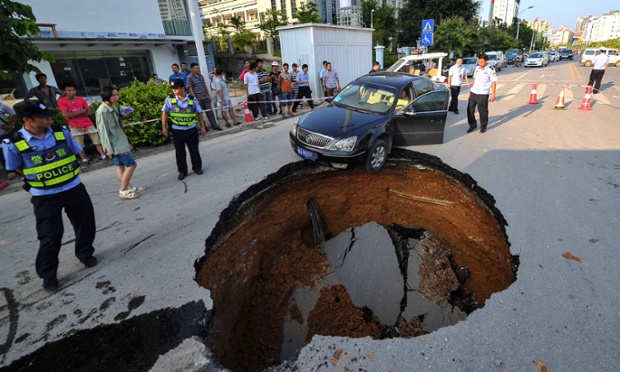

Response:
(196, 157), (519, 372)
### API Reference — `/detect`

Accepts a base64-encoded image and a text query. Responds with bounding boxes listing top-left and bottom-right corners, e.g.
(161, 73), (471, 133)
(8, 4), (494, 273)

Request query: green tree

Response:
(295, 2), (322, 24)
(361, 0), (398, 48)
(398, 0), (480, 46)
(0, 0), (54, 79)
(214, 22), (231, 51)
(228, 16), (255, 53)
(434, 17), (480, 57)
(259, 9), (288, 41)
(478, 25), (516, 54)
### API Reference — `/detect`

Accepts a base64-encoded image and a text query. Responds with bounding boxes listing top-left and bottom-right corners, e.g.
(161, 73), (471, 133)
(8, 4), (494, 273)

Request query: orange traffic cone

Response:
(243, 102), (254, 123)
(554, 87), (566, 109)
(527, 83), (539, 104)
(578, 86), (593, 111)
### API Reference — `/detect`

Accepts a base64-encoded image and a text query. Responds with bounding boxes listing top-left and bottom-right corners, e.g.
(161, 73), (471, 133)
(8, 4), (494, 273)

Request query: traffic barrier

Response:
(527, 84), (538, 104)
(578, 86), (593, 111)
(243, 102), (254, 123)
(554, 87), (565, 109)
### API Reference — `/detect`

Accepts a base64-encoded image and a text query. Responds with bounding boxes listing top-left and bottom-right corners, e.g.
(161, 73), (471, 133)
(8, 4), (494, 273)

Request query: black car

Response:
(559, 49), (573, 60)
(289, 72), (449, 172)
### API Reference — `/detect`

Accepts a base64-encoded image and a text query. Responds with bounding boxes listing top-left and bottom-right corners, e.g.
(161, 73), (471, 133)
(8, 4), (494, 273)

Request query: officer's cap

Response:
(170, 79), (185, 89)
(13, 100), (55, 118)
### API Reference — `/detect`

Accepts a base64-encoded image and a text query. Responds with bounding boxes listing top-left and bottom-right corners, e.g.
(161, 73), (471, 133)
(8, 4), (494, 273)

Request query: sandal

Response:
(119, 190), (139, 199)
(129, 186), (145, 193)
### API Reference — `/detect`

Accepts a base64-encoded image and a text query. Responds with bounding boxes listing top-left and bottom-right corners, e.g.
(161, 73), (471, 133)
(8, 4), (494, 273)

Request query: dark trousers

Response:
(449, 85), (461, 111)
(248, 93), (267, 118)
(197, 98), (220, 130)
(587, 69), (605, 92)
(172, 127), (202, 174)
(31, 183), (96, 280)
(467, 92), (490, 129)
(293, 86), (314, 111)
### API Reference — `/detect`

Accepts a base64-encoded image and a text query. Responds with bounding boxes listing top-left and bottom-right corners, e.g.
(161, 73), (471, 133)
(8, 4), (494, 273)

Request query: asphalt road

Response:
(1, 60), (619, 371)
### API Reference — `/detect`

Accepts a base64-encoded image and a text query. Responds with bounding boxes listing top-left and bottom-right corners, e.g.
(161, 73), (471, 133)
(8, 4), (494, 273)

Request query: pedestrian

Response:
(446, 56), (470, 115)
(369, 61), (381, 74)
(244, 62), (269, 120)
(0, 101), (17, 189)
(587, 48), (610, 94)
(180, 61), (191, 76)
(292, 64), (315, 112)
(151, 74), (165, 83)
(2, 100), (98, 292)
(291, 63), (302, 108)
(466, 53), (497, 134)
(319, 60), (328, 101)
(323, 62), (341, 103)
(270, 61), (281, 114)
(23, 73), (62, 109)
(256, 59), (273, 116)
(239, 59), (251, 81)
(186, 63), (222, 131)
(212, 68), (241, 127)
(161, 79), (207, 181)
(57, 82), (107, 162)
(278, 63), (294, 119)
(96, 86), (143, 199)
(169, 63), (187, 85)
(208, 66), (220, 119)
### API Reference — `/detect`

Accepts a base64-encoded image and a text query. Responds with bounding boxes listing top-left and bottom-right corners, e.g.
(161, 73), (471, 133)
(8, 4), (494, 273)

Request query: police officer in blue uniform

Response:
(161, 78), (207, 181)
(2, 100), (97, 292)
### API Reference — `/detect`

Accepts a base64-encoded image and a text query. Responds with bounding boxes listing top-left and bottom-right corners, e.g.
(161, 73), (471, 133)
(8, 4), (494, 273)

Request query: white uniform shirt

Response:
(471, 65), (498, 95)
(592, 53), (610, 70)
(448, 65), (466, 86)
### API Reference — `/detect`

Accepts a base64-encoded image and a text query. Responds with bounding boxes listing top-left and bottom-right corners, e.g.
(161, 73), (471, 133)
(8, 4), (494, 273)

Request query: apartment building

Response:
(490, 0), (520, 25)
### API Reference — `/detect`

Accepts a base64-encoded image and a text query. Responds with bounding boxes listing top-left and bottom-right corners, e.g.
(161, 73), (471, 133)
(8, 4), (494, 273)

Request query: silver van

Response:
(484, 51), (507, 71)
(579, 48), (620, 67)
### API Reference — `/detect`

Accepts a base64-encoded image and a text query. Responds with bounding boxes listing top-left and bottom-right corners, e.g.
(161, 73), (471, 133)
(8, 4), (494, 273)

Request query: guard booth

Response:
(277, 24), (372, 99)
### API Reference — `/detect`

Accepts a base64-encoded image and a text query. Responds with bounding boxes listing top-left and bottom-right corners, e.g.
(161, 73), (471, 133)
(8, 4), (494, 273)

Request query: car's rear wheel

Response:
(615, 61), (620, 67)
(584, 61), (593, 67)
(365, 139), (388, 173)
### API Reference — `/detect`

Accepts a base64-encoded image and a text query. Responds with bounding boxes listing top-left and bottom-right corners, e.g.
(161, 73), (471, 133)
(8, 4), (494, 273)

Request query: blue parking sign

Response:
(421, 32), (433, 46)
(422, 19), (434, 33)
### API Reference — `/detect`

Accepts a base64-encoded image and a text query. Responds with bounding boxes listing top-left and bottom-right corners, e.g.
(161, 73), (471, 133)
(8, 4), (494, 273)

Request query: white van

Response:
(484, 51), (507, 71)
(579, 48), (620, 67)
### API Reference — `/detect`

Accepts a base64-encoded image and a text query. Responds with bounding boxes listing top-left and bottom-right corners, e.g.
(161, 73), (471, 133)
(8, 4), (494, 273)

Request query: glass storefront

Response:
(49, 50), (154, 97)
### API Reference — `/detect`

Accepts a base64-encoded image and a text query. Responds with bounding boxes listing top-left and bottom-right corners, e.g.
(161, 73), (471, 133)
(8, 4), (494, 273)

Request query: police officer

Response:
(161, 78), (207, 181)
(2, 100), (97, 292)
(467, 53), (498, 134)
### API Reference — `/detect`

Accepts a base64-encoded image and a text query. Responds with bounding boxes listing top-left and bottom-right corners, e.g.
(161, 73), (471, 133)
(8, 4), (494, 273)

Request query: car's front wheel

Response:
(365, 139), (388, 173)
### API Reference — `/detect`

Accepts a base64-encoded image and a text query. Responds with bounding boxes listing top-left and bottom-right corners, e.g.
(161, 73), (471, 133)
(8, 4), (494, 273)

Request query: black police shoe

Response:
(194, 169), (204, 175)
(82, 256), (98, 268)
(43, 277), (59, 292)
(178, 172), (187, 181)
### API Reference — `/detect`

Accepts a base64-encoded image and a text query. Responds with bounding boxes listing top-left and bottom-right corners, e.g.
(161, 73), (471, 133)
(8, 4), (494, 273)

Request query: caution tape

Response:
(70, 118), (160, 137)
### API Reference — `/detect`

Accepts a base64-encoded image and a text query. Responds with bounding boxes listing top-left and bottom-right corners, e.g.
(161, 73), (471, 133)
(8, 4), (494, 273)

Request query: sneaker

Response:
(82, 158), (89, 164)
(7, 172), (16, 179)
(100, 154), (107, 160)
(43, 277), (59, 292)
(262, 116), (270, 120)
(0, 181), (8, 191)
(119, 190), (139, 199)
(129, 186), (145, 193)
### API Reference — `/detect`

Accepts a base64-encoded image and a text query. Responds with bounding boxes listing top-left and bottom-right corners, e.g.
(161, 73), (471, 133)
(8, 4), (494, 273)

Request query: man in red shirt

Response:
(57, 83), (106, 162)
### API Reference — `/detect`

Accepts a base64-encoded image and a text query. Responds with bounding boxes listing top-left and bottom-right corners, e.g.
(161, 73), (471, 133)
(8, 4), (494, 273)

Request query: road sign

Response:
(422, 19), (434, 33)
(420, 32), (433, 47)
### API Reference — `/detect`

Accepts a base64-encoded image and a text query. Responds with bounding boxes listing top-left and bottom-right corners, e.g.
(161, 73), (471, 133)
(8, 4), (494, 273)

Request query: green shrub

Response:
(90, 80), (171, 147)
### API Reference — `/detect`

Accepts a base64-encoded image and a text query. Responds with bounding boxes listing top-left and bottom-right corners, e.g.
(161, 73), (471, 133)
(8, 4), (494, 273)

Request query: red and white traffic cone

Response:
(554, 87), (566, 109)
(578, 86), (593, 111)
(243, 102), (254, 123)
(527, 83), (539, 104)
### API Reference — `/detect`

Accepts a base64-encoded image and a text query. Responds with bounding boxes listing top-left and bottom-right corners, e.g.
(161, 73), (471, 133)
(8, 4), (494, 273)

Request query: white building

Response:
(3, 0), (215, 99)
(589, 10), (620, 42)
(490, 0), (520, 25)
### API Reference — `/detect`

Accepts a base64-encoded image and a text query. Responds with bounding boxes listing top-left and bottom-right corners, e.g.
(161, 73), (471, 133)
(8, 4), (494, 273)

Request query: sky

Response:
(479, 0), (616, 30)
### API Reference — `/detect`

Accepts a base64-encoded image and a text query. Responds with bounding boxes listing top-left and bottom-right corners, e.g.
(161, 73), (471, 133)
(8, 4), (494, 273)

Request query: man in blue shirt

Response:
(168, 63), (187, 85)
(161, 79), (207, 181)
(292, 64), (315, 112)
(2, 100), (98, 292)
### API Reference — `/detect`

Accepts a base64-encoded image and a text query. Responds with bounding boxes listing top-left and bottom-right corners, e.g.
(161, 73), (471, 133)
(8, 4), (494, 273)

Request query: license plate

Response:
(297, 147), (318, 160)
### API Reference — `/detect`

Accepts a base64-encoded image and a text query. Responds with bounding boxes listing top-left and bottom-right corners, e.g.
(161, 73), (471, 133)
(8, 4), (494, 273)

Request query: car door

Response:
(392, 89), (449, 146)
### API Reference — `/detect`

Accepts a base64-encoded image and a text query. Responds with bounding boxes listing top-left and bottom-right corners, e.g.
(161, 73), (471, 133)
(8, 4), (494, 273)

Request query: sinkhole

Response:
(195, 148), (519, 372)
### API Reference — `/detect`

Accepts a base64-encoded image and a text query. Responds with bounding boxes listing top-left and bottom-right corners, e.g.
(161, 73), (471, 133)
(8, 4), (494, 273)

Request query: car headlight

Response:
(290, 123), (297, 137)
(295, 113), (308, 126)
(328, 136), (357, 152)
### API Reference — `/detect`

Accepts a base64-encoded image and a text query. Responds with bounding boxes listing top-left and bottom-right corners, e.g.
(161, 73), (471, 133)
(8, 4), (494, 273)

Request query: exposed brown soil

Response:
(195, 152), (516, 372)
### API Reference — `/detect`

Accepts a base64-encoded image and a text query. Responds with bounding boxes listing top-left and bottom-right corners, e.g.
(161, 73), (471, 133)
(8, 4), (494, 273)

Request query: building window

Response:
(48, 50), (153, 97)
(158, 0), (192, 36)
(291, 0), (297, 17)
(281, 0), (287, 13)
(271, 0), (277, 9)
(0, 72), (27, 99)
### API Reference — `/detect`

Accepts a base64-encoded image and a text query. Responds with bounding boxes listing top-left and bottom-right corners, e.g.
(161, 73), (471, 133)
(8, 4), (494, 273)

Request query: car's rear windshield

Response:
(487, 55), (497, 60)
(463, 58), (477, 64)
(506, 50), (519, 54)
(334, 82), (397, 114)
(560, 50), (572, 54)
(529, 53), (542, 58)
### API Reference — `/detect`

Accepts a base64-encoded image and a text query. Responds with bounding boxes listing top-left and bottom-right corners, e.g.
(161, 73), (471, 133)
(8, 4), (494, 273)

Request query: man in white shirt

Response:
(447, 56), (470, 114)
(244, 62), (269, 120)
(467, 53), (497, 134)
(587, 49), (610, 94)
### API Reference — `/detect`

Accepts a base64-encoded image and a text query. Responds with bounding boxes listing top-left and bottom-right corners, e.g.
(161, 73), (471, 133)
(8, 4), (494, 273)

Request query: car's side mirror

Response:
(404, 107), (416, 116)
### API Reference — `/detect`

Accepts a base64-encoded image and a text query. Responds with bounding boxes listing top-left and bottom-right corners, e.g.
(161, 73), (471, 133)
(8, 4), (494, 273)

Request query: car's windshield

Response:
(529, 53), (542, 58)
(463, 58), (477, 64)
(487, 55), (497, 60)
(506, 49), (519, 55)
(334, 82), (397, 114)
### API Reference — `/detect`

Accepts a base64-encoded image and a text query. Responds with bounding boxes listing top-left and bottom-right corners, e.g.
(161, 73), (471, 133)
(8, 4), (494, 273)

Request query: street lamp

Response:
(388, 36), (394, 52)
(516, 5), (534, 41)
(371, 9), (374, 29)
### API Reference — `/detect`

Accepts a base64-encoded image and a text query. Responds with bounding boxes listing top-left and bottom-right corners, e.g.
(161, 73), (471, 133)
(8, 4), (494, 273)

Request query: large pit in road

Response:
(195, 148), (519, 372)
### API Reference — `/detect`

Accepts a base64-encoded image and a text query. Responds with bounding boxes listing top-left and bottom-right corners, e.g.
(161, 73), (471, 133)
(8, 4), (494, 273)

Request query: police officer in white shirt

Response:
(467, 53), (497, 134)
(587, 49), (610, 94)
(447, 56), (470, 114)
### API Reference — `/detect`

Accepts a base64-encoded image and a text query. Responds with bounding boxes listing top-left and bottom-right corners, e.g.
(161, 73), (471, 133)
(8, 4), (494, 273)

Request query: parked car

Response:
(289, 72), (450, 172)
(387, 52), (449, 83)
(547, 51), (560, 62)
(559, 49), (574, 60)
(484, 51), (507, 71)
(505, 49), (520, 65)
(580, 47), (620, 67)
(462, 57), (478, 77)
(525, 52), (549, 67)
